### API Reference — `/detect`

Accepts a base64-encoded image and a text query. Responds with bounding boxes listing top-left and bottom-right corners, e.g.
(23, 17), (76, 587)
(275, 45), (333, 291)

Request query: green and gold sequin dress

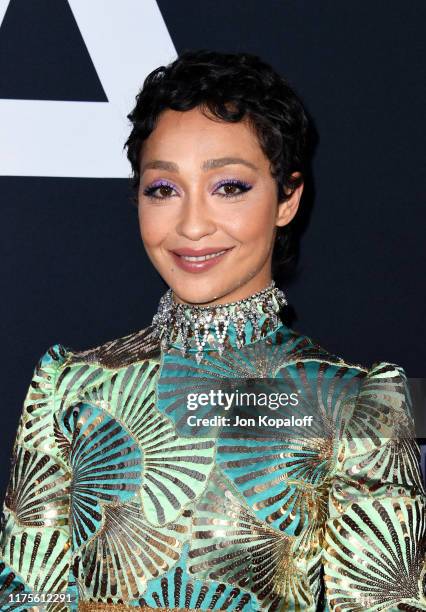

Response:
(1, 288), (425, 611)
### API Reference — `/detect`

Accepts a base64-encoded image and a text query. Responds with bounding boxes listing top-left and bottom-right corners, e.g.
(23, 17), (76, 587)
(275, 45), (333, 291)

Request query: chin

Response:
(169, 280), (231, 306)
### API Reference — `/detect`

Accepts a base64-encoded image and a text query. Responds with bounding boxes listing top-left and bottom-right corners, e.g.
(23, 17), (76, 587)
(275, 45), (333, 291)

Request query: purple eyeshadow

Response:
(143, 179), (178, 199)
(214, 178), (252, 190)
(149, 179), (175, 189)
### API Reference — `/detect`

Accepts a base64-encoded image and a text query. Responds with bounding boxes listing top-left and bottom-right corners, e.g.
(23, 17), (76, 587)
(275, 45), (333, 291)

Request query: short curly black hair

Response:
(124, 49), (310, 279)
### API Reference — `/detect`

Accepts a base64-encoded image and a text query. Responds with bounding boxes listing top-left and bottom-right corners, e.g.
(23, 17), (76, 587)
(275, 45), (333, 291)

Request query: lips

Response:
(172, 247), (232, 257)
(170, 246), (234, 273)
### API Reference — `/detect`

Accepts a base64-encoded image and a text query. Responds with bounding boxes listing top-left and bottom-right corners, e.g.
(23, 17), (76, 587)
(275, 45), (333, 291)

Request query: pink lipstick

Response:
(170, 247), (234, 273)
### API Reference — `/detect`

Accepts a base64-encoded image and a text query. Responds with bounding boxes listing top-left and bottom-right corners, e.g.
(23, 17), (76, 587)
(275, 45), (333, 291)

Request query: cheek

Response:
(225, 201), (276, 245)
(138, 206), (166, 247)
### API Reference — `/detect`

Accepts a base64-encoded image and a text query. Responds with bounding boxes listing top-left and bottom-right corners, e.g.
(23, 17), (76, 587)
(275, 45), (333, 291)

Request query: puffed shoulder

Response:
(368, 359), (408, 378)
(36, 342), (71, 368)
(14, 343), (74, 453)
(24, 342), (71, 396)
(17, 330), (159, 454)
(336, 358), (425, 494)
(344, 359), (414, 433)
(58, 324), (161, 369)
(355, 359), (412, 416)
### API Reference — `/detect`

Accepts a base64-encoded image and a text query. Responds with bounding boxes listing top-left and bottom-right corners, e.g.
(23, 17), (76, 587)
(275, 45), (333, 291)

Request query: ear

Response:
(276, 172), (303, 227)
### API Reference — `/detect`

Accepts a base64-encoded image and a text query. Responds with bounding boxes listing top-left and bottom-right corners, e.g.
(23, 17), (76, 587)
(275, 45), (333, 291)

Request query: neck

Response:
(151, 280), (288, 364)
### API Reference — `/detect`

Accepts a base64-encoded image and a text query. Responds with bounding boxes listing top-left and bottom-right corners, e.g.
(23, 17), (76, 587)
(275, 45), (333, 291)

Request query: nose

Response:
(175, 193), (216, 241)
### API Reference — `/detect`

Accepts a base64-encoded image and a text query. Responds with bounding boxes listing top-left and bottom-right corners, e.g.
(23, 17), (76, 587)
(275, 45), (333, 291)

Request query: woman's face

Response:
(138, 106), (302, 305)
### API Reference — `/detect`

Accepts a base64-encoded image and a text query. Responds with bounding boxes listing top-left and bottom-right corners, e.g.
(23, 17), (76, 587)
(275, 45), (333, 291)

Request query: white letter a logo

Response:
(0, 0), (176, 178)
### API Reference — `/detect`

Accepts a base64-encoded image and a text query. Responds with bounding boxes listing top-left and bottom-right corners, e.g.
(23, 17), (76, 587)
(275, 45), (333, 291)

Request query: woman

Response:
(1, 50), (425, 611)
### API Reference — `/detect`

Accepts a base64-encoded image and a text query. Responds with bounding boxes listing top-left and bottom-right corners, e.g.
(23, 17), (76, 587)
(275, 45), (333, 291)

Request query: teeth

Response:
(181, 250), (227, 262)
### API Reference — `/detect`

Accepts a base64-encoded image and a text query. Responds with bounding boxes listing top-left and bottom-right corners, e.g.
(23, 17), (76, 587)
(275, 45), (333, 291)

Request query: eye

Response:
(213, 179), (252, 199)
(142, 179), (178, 200)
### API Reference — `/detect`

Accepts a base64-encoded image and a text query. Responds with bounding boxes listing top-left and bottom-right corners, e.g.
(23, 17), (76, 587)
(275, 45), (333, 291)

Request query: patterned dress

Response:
(1, 292), (425, 611)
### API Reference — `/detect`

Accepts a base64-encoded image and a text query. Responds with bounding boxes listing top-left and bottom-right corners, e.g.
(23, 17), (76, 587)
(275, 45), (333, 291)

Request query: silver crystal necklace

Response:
(151, 280), (287, 364)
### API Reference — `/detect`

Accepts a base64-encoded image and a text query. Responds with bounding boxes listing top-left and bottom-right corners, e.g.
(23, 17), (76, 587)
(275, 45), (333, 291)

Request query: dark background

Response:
(1, 0), (425, 495)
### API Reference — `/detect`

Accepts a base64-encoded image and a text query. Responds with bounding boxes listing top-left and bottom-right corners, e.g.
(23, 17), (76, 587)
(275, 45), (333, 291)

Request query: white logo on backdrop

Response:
(0, 0), (176, 178)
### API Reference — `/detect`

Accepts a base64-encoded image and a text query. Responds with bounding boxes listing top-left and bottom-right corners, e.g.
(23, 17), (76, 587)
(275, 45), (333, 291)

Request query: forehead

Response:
(141, 107), (266, 163)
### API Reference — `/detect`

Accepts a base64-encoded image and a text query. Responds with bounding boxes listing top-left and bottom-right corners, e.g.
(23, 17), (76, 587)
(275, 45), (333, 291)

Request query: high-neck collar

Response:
(151, 281), (287, 363)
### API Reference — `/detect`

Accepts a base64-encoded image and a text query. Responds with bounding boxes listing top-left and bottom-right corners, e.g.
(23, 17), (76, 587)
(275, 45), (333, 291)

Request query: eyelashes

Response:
(214, 178), (253, 198)
(142, 178), (253, 201)
(143, 180), (179, 200)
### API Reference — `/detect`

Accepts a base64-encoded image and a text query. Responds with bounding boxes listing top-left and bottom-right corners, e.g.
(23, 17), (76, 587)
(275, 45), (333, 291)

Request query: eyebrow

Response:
(203, 157), (259, 171)
(140, 157), (258, 175)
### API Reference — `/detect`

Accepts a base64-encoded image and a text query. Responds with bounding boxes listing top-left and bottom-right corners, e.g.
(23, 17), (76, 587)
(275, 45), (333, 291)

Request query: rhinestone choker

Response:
(151, 281), (287, 363)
